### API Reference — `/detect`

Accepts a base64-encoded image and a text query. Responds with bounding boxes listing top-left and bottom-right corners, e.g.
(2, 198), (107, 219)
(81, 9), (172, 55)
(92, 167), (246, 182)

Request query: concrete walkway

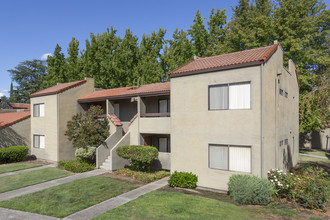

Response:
(299, 153), (329, 160)
(0, 169), (107, 202)
(0, 164), (56, 178)
(64, 176), (170, 220)
(0, 207), (60, 220)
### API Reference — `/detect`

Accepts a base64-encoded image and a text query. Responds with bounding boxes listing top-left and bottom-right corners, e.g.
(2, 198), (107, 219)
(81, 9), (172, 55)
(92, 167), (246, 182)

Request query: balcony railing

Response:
(140, 112), (170, 117)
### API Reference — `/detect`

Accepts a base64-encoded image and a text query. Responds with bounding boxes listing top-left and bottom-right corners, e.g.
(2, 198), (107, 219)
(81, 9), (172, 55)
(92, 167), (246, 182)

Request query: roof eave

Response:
(78, 90), (170, 103)
(169, 60), (264, 78)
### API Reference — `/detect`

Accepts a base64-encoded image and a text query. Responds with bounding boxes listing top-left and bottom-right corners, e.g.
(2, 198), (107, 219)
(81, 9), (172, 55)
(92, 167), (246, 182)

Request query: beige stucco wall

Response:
(171, 65), (262, 190)
(0, 117), (30, 149)
(58, 78), (95, 161)
(263, 46), (299, 174)
(30, 94), (58, 161)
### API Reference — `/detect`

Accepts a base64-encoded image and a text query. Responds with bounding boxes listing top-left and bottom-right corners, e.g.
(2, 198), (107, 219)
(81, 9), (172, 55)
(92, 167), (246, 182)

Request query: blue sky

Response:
(0, 0), (328, 98)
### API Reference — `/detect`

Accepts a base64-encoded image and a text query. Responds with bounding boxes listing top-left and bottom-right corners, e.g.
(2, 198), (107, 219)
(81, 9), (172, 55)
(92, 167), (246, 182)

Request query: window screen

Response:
(159, 138), (168, 152)
(209, 85), (228, 110)
(33, 104), (45, 117)
(33, 135), (45, 148)
(209, 145), (228, 170)
(159, 100), (168, 113)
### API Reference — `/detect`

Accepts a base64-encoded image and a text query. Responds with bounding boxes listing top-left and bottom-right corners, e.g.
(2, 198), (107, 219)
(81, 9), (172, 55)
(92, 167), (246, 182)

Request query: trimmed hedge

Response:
(117, 145), (158, 171)
(228, 174), (274, 205)
(57, 160), (95, 173)
(0, 145), (29, 163)
(168, 171), (198, 189)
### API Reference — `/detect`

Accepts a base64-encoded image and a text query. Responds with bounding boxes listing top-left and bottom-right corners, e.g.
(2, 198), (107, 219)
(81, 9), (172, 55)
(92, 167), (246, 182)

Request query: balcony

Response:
(139, 113), (170, 134)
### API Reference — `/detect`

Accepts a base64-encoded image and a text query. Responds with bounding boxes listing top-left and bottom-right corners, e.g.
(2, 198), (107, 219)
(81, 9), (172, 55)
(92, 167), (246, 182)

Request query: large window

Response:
(158, 137), (170, 153)
(209, 82), (250, 110)
(33, 135), (45, 148)
(209, 144), (251, 173)
(33, 103), (45, 117)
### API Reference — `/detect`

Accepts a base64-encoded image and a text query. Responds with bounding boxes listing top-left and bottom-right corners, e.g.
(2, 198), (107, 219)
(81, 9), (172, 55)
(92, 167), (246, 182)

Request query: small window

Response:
(33, 103), (45, 117)
(279, 89), (284, 96)
(285, 139), (288, 145)
(209, 82), (250, 110)
(209, 144), (251, 173)
(158, 137), (170, 153)
(33, 135), (45, 148)
(280, 140), (283, 146)
(284, 92), (288, 98)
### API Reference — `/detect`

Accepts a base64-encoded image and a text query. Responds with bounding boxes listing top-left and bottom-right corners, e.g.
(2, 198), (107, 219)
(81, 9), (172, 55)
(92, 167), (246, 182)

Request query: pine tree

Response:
(188, 10), (209, 57)
(43, 44), (67, 88)
(136, 28), (166, 84)
(67, 37), (82, 82)
(206, 8), (227, 56)
(274, 0), (329, 75)
(161, 28), (194, 74)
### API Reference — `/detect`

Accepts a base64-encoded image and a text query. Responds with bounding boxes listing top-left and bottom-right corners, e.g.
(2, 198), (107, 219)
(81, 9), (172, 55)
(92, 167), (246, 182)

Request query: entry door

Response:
(114, 103), (120, 118)
(159, 100), (168, 113)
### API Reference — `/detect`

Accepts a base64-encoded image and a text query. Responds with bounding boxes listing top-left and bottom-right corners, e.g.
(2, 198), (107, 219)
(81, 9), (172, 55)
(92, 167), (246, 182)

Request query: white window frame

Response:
(33, 103), (45, 117)
(209, 144), (251, 173)
(33, 135), (45, 149)
(208, 82), (251, 110)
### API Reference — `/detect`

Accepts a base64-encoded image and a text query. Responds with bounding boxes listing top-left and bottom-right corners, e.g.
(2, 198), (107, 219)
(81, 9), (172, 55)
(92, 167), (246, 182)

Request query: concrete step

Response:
(100, 165), (111, 170)
(105, 159), (111, 163)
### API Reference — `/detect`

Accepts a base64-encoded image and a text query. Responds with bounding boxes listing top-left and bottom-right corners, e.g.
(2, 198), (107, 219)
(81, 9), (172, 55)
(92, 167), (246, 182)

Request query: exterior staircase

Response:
(100, 155), (111, 170)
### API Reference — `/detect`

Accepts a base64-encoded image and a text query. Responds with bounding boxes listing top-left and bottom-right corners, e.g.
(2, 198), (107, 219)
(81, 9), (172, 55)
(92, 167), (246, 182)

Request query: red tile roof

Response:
(108, 114), (122, 126)
(8, 103), (30, 110)
(78, 82), (170, 102)
(170, 44), (278, 77)
(30, 80), (87, 98)
(0, 111), (30, 128)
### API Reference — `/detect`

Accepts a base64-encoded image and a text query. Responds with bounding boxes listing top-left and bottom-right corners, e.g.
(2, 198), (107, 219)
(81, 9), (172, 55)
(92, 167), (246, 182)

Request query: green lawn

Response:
(299, 155), (330, 163)
(300, 149), (330, 158)
(93, 191), (252, 220)
(93, 190), (323, 220)
(0, 163), (42, 174)
(0, 167), (70, 193)
(0, 176), (141, 218)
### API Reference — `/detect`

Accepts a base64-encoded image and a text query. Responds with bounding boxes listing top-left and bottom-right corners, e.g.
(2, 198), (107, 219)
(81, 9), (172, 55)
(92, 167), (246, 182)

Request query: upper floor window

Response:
(209, 82), (250, 110)
(33, 103), (45, 117)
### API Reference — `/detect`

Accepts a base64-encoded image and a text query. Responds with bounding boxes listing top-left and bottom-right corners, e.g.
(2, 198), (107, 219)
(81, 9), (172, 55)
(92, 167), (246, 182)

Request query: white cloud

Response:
(41, 53), (52, 61)
(0, 88), (8, 97)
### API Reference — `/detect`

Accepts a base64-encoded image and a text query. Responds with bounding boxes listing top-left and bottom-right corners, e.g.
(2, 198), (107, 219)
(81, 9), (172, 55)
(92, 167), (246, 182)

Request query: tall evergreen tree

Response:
(8, 60), (47, 103)
(206, 8), (227, 56)
(67, 37), (82, 82)
(161, 28), (194, 74)
(9, 82), (16, 103)
(43, 44), (67, 88)
(188, 10), (209, 57)
(136, 28), (166, 84)
(274, 0), (329, 75)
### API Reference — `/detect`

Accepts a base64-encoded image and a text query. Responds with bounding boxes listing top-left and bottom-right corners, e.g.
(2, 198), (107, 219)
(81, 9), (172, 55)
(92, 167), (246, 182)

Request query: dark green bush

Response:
(168, 171), (198, 189)
(116, 145), (158, 171)
(228, 174), (275, 205)
(57, 160), (95, 173)
(0, 145), (29, 163)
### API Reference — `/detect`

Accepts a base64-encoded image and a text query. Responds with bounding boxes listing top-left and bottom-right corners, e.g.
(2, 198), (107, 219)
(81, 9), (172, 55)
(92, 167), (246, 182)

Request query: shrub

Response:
(0, 145), (29, 163)
(75, 146), (96, 164)
(268, 167), (329, 210)
(168, 171), (198, 189)
(294, 167), (329, 210)
(57, 160), (95, 173)
(228, 174), (274, 205)
(268, 168), (299, 199)
(117, 145), (158, 171)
